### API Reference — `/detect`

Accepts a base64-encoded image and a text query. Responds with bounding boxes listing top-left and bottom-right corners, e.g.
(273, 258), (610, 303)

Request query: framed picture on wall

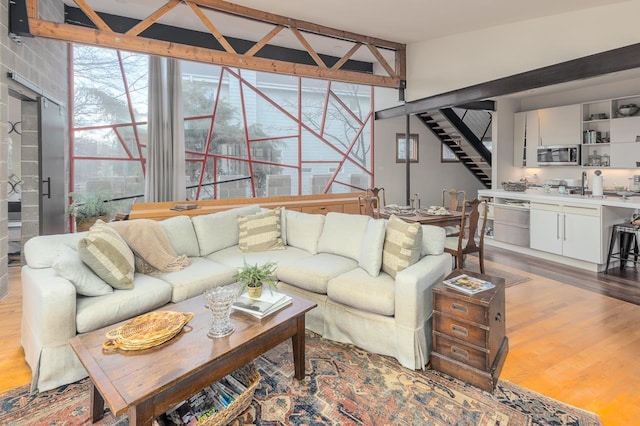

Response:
(395, 133), (418, 163)
(441, 140), (459, 163)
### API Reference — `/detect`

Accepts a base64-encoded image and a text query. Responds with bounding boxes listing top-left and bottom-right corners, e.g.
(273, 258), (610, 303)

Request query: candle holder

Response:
(203, 284), (237, 338)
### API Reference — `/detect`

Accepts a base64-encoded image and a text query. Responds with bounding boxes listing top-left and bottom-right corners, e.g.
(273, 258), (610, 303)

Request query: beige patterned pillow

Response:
(77, 220), (135, 290)
(382, 215), (423, 279)
(237, 208), (285, 252)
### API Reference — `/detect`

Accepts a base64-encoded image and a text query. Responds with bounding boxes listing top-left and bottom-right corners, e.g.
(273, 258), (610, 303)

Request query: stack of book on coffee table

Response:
(232, 290), (292, 319)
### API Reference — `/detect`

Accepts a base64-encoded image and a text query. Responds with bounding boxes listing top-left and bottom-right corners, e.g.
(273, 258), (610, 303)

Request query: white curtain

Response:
(145, 56), (186, 202)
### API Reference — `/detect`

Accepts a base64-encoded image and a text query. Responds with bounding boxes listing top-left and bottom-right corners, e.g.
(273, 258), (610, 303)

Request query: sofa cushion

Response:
(237, 208), (285, 252)
(159, 215), (200, 257)
(317, 212), (371, 261)
(153, 257), (237, 303)
(192, 205), (261, 256)
(77, 220), (135, 290)
(382, 215), (423, 279)
(285, 210), (325, 254)
(52, 246), (113, 297)
(421, 224), (446, 256)
(358, 218), (386, 277)
(76, 273), (172, 334)
(23, 232), (87, 268)
(261, 207), (287, 245)
(327, 268), (395, 316)
(277, 253), (358, 294)
(207, 245), (312, 270)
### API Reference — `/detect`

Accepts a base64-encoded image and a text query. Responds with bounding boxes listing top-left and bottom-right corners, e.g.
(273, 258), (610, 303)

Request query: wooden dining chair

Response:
(442, 189), (466, 212)
(444, 198), (488, 273)
(358, 194), (379, 218)
(359, 187), (385, 218)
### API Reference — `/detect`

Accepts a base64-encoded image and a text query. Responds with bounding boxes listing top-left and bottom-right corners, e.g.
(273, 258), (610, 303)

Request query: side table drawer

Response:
(433, 312), (488, 348)
(434, 293), (488, 325)
(433, 332), (489, 371)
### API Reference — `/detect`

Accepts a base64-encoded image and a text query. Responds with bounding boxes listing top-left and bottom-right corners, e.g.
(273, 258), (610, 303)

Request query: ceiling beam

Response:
(376, 42), (640, 119)
(64, 6), (374, 73)
(191, 0), (405, 51)
(31, 18), (403, 87)
(26, 0), (406, 88)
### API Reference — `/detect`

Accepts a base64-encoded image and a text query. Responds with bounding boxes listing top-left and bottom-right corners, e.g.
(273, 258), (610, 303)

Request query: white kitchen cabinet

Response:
(610, 142), (640, 168)
(513, 112), (526, 167)
(563, 209), (601, 263)
(530, 201), (602, 263)
(610, 116), (640, 143)
(530, 204), (563, 255)
(537, 104), (581, 146)
(513, 110), (539, 167)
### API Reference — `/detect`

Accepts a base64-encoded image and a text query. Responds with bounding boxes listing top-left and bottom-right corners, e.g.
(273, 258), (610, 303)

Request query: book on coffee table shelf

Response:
(232, 290), (292, 319)
(443, 274), (495, 295)
(157, 374), (248, 425)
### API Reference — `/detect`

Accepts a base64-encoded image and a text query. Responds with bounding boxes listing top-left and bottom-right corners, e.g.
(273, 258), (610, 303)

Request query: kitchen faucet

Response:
(581, 171), (587, 196)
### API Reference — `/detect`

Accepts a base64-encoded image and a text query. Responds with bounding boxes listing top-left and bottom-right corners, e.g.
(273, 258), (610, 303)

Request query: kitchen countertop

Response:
(478, 189), (640, 209)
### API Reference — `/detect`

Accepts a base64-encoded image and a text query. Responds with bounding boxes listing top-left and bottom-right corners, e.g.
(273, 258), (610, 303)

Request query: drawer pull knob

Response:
(450, 324), (469, 337)
(451, 303), (468, 315)
(451, 345), (469, 361)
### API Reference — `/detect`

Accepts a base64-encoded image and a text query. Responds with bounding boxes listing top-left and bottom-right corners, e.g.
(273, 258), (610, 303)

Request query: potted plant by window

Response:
(233, 260), (277, 299)
(67, 191), (115, 232)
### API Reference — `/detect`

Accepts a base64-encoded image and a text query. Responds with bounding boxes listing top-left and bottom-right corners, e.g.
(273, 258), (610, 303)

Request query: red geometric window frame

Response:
(70, 47), (375, 200)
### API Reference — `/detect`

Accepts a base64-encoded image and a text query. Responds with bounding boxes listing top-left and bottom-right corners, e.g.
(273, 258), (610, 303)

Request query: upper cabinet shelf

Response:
(514, 94), (640, 168)
(611, 95), (640, 119)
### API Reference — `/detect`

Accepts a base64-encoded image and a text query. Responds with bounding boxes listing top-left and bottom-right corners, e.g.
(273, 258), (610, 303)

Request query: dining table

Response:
(379, 209), (462, 227)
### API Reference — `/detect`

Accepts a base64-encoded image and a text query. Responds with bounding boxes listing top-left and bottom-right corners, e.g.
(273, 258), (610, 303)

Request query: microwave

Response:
(536, 145), (580, 166)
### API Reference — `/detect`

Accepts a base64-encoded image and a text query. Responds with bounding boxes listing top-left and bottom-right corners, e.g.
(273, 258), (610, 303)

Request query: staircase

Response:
(417, 107), (493, 188)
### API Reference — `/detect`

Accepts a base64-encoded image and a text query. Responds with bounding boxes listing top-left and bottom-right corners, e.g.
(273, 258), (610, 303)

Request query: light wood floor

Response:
(1, 255), (639, 425)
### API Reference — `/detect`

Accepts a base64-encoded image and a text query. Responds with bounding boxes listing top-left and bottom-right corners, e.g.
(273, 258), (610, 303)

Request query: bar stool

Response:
(605, 223), (640, 274)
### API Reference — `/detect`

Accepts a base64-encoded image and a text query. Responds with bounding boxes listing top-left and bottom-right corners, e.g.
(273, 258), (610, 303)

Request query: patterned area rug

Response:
(0, 332), (600, 426)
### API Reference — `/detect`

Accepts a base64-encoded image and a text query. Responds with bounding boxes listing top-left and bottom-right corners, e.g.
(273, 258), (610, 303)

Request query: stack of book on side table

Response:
(232, 289), (292, 319)
(443, 273), (495, 295)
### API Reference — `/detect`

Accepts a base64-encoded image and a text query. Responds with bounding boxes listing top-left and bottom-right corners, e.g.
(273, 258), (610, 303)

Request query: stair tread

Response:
(418, 113), (492, 188)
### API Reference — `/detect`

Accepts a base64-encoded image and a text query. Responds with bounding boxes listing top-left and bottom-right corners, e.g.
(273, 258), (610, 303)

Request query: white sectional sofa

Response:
(21, 205), (451, 392)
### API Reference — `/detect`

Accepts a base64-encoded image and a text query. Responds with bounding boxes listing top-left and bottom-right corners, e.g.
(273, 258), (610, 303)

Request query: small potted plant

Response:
(233, 260), (277, 299)
(67, 191), (115, 232)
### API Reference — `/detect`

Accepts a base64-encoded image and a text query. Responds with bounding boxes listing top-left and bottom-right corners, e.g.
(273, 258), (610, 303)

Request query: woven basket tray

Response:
(202, 363), (261, 426)
(102, 311), (194, 351)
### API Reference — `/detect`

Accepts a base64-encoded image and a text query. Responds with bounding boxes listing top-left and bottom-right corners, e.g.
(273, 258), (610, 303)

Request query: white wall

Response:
(406, 2), (640, 101)
(493, 98), (520, 186)
(374, 113), (486, 207)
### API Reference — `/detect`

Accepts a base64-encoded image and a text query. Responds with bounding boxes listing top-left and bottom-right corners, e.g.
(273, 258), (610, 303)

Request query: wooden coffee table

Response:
(69, 292), (316, 425)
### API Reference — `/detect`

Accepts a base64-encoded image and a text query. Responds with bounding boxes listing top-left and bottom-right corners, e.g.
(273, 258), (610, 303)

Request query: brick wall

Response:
(0, 0), (68, 298)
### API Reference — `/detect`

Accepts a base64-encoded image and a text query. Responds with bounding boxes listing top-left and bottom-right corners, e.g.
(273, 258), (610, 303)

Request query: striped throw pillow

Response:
(77, 220), (135, 290)
(237, 208), (285, 253)
(382, 215), (423, 279)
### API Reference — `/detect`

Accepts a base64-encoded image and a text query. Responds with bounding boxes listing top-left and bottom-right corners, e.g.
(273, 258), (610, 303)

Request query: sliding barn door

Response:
(38, 97), (66, 235)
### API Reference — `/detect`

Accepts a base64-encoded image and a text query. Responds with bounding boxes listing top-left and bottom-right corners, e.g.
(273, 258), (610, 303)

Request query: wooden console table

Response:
(430, 269), (508, 392)
(129, 192), (366, 220)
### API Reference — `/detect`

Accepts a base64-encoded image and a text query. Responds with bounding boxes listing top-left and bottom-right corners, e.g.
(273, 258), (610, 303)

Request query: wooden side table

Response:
(430, 269), (508, 392)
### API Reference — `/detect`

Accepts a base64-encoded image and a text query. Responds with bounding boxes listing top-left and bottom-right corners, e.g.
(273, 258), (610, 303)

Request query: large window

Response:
(71, 45), (374, 203)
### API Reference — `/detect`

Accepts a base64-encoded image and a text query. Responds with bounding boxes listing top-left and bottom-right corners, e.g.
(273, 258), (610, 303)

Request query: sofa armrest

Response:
(393, 253), (452, 329)
(21, 266), (78, 349)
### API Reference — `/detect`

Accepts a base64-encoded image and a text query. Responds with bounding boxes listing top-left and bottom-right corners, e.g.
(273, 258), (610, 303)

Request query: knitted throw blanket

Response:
(109, 219), (191, 273)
